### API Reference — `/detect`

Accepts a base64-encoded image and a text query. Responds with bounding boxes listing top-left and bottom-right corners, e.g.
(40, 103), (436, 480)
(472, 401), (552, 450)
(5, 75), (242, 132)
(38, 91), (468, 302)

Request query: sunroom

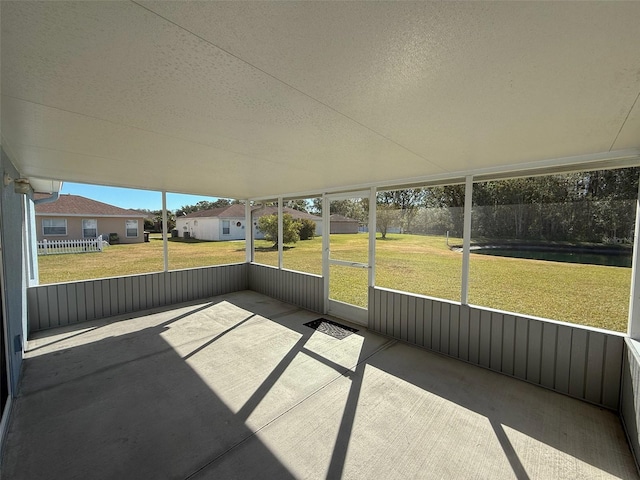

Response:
(1, 2), (640, 478)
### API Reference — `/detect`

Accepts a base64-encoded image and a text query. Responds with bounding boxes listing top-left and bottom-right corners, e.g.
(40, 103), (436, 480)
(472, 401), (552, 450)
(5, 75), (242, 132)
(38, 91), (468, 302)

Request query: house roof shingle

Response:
(34, 194), (146, 217)
(181, 204), (246, 219)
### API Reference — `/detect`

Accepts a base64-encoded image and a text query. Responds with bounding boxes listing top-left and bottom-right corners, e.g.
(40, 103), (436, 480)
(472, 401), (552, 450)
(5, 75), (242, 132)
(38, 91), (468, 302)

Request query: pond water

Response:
(471, 247), (632, 267)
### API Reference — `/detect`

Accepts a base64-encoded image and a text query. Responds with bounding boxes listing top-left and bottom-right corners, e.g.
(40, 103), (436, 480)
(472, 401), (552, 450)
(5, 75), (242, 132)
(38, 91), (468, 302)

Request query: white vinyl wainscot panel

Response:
(27, 264), (248, 332)
(369, 287), (624, 410)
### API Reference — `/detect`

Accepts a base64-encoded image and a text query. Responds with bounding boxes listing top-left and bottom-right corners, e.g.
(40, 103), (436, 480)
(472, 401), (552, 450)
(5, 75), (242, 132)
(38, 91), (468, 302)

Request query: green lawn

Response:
(37, 233), (631, 332)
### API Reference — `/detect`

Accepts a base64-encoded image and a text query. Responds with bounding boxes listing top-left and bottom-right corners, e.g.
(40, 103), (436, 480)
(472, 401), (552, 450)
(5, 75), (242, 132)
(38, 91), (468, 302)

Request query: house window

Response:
(82, 219), (98, 238)
(42, 218), (67, 236)
(126, 220), (139, 237)
(222, 220), (230, 235)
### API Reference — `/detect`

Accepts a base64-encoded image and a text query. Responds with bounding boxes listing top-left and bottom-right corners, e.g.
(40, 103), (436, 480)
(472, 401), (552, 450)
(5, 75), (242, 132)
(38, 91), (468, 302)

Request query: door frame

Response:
(322, 188), (376, 326)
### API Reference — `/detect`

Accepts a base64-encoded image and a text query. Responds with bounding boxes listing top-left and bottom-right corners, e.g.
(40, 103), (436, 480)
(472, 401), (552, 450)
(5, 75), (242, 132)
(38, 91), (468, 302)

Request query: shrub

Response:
(298, 219), (316, 240)
(257, 213), (300, 247)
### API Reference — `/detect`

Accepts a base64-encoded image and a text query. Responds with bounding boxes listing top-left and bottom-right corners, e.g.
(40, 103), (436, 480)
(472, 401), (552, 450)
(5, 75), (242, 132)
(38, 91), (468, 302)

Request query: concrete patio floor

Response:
(1, 290), (637, 479)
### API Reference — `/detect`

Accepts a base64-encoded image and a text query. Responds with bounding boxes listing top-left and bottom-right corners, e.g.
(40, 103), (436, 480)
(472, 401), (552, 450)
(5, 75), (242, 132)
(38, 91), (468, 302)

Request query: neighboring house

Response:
(329, 214), (360, 234)
(34, 194), (147, 244)
(175, 205), (323, 241)
(176, 204), (247, 241)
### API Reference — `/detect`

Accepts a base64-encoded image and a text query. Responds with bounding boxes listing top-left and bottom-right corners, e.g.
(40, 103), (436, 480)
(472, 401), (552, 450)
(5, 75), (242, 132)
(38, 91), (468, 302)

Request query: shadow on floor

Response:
(4, 290), (637, 479)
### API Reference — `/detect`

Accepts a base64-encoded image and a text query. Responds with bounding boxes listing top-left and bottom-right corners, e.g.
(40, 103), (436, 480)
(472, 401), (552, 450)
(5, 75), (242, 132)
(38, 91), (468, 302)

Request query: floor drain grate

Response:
(303, 318), (358, 340)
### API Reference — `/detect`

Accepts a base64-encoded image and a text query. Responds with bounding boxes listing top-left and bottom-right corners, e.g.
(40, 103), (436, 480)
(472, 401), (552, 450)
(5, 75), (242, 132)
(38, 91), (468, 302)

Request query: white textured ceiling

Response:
(1, 1), (640, 198)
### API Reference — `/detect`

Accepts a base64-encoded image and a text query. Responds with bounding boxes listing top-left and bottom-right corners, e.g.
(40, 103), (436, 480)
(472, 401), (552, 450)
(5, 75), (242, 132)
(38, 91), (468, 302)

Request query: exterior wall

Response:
(27, 263), (248, 331)
(176, 216), (247, 241)
(224, 218), (246, 240)
(253, 221), (265, 240)
(176, 217), (190, 238)
(36, 215), (145, 244)
(621, 338), (640, 471)
(177, 217), (219, 241)
(249, 264), (323, 313)
(369, 287), (625, 410)
(0, 148), (27, 393)
(331, 221), (359, 234)
(98, 217), (144, 244)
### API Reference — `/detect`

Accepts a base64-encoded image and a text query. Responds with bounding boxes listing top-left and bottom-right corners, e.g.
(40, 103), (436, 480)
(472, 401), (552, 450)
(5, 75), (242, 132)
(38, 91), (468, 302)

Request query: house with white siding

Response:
(175, 204), (322, 241)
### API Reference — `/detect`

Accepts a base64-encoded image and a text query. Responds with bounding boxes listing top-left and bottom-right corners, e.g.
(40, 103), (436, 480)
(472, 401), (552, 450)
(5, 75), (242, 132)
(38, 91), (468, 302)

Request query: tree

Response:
(298, 218), (316, 240)
(285, 199), (310, 212)
(154, 211), (176, 233)
(377, 188), (426, 233)
(330, 199), (367, 222)
(376, 205), (399, 239)
(135, 209), (176, 232)
(257, 213), (301, 247)
(175, 198), (233, 217)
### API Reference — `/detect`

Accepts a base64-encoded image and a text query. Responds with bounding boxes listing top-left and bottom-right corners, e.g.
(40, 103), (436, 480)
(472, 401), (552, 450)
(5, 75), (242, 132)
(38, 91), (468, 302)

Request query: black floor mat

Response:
(303, 318), (358, 340)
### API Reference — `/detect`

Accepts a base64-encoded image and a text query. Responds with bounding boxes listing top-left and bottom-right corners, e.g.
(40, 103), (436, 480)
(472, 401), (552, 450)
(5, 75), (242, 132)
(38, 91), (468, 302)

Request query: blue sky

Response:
(60, 183), (223, 211)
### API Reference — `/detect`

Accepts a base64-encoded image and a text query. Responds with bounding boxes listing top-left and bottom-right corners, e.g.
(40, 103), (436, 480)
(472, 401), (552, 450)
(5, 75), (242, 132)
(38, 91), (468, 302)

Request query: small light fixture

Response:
(4, 173), (32, 195)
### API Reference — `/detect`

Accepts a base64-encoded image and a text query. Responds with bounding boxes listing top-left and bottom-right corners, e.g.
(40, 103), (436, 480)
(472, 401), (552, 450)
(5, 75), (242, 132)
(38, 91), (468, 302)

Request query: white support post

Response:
(322, 194), (330, 314)
(368, 187), (376, 288)
(278, 198), (283, 269)
(162, 191), (169, 272)
(461, 175), (473, 305)
(245, 201), (252, 263)
(628, 177), (640, 339)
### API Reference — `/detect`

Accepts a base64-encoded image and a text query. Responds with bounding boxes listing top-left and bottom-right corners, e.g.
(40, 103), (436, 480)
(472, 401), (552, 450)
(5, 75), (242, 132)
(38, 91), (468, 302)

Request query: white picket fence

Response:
(37, 235), (104, 255)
